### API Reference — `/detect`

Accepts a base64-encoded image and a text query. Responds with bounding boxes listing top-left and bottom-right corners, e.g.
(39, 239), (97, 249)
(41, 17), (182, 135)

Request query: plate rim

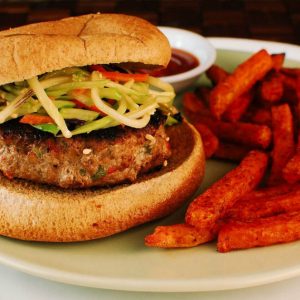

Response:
(208, 37), (300, 60)
(2, 247), (300, 292)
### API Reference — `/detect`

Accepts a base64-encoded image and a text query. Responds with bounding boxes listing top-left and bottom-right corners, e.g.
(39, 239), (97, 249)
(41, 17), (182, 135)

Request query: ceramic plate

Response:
(1, 38), (300, 292)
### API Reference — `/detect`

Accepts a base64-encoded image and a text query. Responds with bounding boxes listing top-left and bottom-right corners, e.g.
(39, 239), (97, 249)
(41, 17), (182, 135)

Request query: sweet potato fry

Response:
(183, 109), (212, 125)
(213, 142), (251, 162)
(194, 123), (219, 158)
(199, 116), (272, 149)
(281, 67), (300, 77)
(209, 49), (273, 119)
(268, 103), (295, 185)
(144, 224), (215, 248)
(282, 71), (300, 119)
(292, 80), (300, 113)
(290, 75), (300, 129)
(206, 65), (253, 122)
(293, 91), (300, 129)
(259, 72), (283, 103)
(217, 211), (300, 252)
(223, 91), (253, 122)
(281, 73), (298, 103)
(182, 92), (206, 113)
(283, 153), (300, 184)
(206, 64), (253, 122)
(283, 133), (300, 184)
(239, 183), (300, 202)
(248, 107), (272, 127)
(271, 53), (285, 71)
(206, 65), (229, 85)
(182, 92), (211, 123)
(226, 187), (300, 221)
(185, 151), (268, 230)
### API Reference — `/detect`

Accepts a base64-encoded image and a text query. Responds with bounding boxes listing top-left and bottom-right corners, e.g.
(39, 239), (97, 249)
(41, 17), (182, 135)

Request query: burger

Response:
(0, 14), (205, 242)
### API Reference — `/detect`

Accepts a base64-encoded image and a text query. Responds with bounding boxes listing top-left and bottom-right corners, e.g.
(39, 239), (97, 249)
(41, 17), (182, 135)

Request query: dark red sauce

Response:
(147, 48), (200, 77)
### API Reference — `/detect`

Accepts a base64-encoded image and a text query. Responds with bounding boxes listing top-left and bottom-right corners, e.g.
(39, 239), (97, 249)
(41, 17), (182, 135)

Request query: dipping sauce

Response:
(146, 48), (200, 77)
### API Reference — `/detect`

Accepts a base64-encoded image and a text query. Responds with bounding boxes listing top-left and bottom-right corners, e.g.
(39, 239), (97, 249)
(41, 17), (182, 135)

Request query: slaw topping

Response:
(0, 65), (176, 138)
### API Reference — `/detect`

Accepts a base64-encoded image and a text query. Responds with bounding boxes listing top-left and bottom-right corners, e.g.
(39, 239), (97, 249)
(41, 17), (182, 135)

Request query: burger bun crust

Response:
(0, 14), (171, 85)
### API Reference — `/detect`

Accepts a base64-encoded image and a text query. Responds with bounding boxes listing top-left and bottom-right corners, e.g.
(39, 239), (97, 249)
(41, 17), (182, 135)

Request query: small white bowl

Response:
(158, 26), (216, 92)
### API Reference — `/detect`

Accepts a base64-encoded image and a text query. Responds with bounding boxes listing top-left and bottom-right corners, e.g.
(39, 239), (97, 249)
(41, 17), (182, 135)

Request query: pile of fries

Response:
(145, 49), (300, 252)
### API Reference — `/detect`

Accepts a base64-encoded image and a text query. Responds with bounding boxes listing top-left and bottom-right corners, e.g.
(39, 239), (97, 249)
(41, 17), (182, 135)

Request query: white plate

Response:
(1, 38), (300, 292)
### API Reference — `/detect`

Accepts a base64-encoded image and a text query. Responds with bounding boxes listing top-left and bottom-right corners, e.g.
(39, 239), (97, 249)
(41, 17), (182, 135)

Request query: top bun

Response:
(0, 14), (171, 85)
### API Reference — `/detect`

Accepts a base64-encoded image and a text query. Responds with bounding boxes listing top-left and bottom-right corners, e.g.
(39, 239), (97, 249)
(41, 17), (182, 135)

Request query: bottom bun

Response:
(0, 120), (205, 242)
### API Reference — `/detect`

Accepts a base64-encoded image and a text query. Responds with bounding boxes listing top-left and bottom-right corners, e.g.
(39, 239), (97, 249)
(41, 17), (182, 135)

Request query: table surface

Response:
(0, 0), (300, 45)
(1, 0), (300, 298)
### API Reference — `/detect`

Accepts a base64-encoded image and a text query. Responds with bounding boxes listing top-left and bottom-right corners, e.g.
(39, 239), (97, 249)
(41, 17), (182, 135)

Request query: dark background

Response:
(0, 0), (300, 44)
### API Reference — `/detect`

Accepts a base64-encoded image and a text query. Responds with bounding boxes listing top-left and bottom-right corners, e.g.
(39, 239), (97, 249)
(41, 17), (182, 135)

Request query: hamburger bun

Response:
(0, 14), (205, 242)
(0, 119), (205, 242)
(0, 14), (171, 86)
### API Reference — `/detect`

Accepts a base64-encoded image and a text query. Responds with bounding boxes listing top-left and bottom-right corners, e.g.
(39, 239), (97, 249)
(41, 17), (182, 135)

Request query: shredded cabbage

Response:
(27, 77), (72, 138)
(0, 66), (176, 137)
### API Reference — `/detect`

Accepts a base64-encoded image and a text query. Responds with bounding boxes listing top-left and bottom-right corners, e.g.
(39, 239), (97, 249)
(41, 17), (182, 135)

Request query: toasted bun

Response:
(0, 120), (205, 242)
(0, 14), (171, 86)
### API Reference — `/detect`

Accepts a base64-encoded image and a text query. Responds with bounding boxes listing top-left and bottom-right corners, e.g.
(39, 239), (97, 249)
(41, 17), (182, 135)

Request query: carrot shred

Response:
(19, 114), (55, 125)
(73, 88), (89, 95)
(90, 65), (149, 82)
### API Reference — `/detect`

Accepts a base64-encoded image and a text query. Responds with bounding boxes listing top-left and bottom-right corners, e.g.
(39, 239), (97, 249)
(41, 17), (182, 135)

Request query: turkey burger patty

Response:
(0, 112), (171, 188)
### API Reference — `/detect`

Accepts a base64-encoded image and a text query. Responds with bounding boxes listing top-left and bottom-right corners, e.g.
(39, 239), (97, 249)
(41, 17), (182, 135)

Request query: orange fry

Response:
(248, 107), (272, 127)
(293, 86), (300, 128)
(209, 49), (273, 119)
(226, 187), (300, 221)
(194, 123), (219, 158)
(144, 224), (215, 248)
(182, 92), (211, 123)
(206, 65), (229, 85)
(281, 68), (300, 77)
(217, 211), (300, 252)
(283, 153), (300, 184)
(239, 183), (300, 202)
(223, 91), (253, 122)
(271, 53), (285, 71)
(199, 116), (272, 149)
(283, 133), (300, 184)
(268, 103), (295, 185)
(206, 65), (253, 122)
(182, 92), (206, 113)
(213, 142), (251, 162)
(281, 73), (298, 103)
(185, 151), (268, 230)
(259, 72), (283, 103)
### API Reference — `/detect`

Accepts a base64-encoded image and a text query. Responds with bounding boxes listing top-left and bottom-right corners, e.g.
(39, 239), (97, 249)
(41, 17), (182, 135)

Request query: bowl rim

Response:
(158, 26), (216, 83)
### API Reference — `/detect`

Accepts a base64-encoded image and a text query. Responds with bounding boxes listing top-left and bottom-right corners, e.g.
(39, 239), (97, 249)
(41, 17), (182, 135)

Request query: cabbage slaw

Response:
(0, 66), (176, 138)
